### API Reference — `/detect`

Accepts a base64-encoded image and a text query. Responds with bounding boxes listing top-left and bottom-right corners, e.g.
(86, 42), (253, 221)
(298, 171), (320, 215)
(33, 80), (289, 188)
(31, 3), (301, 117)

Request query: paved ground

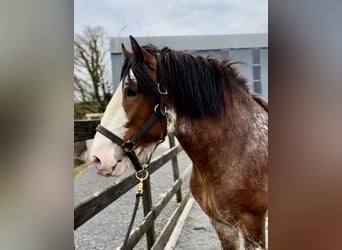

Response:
(175, 201), (221, 250)
(74, 139), (221, 250)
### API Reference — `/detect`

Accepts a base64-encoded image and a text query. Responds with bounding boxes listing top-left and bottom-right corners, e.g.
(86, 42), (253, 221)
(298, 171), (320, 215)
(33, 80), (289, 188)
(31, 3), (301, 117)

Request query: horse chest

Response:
(189, 165), (223, 219)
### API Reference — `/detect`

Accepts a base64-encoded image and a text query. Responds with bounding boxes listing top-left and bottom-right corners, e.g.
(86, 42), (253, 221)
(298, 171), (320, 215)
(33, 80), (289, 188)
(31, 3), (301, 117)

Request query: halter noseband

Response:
(96, 52), (168, 172)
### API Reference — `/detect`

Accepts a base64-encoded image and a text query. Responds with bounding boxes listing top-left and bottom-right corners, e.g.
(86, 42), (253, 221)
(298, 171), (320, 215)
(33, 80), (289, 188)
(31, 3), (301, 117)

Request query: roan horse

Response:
(90, 36), (268, 249)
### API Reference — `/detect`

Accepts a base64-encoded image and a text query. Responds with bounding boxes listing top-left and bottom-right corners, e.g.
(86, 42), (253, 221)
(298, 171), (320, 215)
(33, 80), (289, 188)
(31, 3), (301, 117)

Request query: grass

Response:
(74, 162), (92, 178)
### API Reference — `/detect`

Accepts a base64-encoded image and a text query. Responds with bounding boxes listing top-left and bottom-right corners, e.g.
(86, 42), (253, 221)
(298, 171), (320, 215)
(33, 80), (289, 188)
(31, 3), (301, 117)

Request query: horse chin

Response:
(108, 157), (137, 176)
(110, 160), (129, 176)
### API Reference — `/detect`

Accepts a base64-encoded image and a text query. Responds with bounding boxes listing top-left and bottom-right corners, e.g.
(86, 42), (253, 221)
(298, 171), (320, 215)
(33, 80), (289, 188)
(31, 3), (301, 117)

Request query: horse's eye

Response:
(127, 89), (138, 97)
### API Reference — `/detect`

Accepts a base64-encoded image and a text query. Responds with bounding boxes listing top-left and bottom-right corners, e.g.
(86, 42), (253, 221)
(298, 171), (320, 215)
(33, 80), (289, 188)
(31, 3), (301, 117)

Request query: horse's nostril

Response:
(93, 156), (101, 165)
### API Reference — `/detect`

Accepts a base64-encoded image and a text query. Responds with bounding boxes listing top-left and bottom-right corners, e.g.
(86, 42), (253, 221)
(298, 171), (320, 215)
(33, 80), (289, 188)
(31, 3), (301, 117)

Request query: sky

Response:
(74, 0), (268, 37)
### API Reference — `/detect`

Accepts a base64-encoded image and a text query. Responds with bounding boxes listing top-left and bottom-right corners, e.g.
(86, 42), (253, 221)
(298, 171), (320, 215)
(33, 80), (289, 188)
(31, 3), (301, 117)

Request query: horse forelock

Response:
(120, 51), (160, 104)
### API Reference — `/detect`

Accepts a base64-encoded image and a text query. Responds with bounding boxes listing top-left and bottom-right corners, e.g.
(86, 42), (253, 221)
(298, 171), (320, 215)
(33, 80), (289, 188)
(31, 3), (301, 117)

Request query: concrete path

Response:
(174, 200), (221, 250)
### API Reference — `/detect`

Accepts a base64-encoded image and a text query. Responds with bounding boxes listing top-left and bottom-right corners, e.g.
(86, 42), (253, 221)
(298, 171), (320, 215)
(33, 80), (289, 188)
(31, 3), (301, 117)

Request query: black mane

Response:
(121, 45), (250, 119)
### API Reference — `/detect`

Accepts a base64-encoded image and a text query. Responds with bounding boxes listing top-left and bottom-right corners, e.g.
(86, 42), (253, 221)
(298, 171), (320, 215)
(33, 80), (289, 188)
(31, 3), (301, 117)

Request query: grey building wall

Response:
(110, 34), (268, 99)
(260, 48), (268, 99)
(111, 53), (123, 90)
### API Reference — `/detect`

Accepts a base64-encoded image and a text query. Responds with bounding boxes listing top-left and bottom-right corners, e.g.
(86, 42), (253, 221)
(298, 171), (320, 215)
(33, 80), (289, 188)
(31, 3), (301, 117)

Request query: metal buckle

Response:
(135, 167), (149, 194)
(157, 82), (168, 95)
(123, 140), (135, 152)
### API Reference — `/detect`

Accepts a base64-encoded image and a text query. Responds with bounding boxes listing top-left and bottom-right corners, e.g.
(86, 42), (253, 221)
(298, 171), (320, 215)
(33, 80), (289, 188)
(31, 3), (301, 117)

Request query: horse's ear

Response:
(130, 35), (144, 62)
(129, 35), (156, 69)
(121, 43), (132, 58)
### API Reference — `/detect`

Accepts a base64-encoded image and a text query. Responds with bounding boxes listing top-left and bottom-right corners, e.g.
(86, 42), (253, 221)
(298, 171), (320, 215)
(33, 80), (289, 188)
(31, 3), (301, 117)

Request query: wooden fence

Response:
(74, 120), (192, 249)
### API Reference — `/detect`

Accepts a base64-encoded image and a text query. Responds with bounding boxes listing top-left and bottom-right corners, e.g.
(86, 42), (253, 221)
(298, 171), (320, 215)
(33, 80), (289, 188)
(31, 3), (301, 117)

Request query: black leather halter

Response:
(96, 52), (168, 172)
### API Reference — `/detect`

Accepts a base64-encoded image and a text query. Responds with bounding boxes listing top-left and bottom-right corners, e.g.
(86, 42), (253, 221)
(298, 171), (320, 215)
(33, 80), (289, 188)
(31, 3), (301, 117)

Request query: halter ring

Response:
(135, 169), (149, 181)
(154, 104), (166, 117)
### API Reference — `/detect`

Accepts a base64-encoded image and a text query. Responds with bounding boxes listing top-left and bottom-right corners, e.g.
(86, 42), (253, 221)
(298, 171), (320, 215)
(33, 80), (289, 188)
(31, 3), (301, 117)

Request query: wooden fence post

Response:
(168, 134), (182, 202)
(142, 176), (156, 249)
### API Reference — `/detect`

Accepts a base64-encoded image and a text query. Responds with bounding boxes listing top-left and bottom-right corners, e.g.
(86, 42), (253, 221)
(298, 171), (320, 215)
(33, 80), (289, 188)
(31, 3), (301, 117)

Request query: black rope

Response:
(122, 193), (142, 250)
(120, 139), (163, 249)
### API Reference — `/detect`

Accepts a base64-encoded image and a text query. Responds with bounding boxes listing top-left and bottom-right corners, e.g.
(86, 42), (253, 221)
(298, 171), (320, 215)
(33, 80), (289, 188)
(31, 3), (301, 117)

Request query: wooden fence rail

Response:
(74, 120), (192, 249)
(74, 119), (99, 142)
(74, 144), (183, 229)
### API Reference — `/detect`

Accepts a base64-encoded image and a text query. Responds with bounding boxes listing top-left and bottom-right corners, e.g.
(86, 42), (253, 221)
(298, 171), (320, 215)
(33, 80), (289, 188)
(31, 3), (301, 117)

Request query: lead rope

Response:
(122, 193), (142, 249)
(122, 170), (147, 249)
(121, 140), (165, 250)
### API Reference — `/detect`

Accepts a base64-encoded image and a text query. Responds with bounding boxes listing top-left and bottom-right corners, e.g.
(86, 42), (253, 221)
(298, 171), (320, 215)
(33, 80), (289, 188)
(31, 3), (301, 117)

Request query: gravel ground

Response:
(74, 139), (221, 250)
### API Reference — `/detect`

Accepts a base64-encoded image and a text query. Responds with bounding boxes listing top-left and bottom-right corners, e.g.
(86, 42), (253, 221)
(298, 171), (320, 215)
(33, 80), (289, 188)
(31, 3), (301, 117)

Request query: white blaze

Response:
(90, 80), (130, 176)
(99, 80), (127, 146)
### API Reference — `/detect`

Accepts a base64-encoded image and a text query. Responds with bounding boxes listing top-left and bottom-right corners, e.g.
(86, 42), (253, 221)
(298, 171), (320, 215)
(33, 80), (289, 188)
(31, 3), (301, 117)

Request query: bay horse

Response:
(90, 36), (268, 249)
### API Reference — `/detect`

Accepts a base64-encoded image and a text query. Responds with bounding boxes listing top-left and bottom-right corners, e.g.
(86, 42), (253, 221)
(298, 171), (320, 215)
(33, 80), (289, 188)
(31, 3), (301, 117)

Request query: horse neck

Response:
(172, 92), (262, 168)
